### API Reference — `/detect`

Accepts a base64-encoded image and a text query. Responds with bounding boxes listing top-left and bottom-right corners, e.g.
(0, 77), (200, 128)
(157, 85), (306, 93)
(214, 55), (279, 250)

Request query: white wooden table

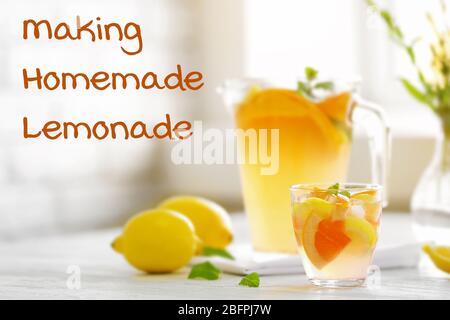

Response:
(0, 213), (449, 300)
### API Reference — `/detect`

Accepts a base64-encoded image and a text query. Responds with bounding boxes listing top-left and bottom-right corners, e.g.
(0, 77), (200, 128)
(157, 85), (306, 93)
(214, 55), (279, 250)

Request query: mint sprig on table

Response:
(188, 261), (261, 287)
(188, 261), (221, 280)
(239, 272), (260, 288)
(327, 183), (351, 198)
(201, 247), (235, 260)
(297, 67), (334, 99)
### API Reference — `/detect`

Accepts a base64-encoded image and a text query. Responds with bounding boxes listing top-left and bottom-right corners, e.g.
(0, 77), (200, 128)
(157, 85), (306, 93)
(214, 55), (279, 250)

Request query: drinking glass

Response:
(290, 183), (382, 287)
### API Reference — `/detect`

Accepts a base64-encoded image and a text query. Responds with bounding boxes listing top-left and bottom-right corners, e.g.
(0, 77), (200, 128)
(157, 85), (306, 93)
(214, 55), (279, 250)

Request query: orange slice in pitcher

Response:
(302, 213), (351, 269)
(236, 88), (344, 146)
(236, 88), (310, 122)
(317, 91), (352, 123)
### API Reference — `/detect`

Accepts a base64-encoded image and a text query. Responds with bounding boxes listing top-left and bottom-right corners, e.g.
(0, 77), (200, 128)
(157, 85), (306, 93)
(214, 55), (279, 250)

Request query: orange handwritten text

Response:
(23, 114), (193, 140)
(23, 16), (143, 55)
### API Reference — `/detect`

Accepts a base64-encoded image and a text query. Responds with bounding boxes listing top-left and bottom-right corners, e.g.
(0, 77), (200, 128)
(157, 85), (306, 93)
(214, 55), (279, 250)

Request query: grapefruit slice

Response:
(292, 198), (333, 245)
(302, 214), (351, 269)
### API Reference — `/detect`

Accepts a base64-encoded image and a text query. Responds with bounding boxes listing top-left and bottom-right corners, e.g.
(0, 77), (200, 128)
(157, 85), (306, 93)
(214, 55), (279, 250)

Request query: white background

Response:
(0, 0), (446, 239)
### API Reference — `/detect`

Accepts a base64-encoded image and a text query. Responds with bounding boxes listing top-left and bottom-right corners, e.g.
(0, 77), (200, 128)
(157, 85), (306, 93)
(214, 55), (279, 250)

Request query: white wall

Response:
(1, 0), (443, 240)
(0, 0), (199, 239)
(163, 0), (442, 211)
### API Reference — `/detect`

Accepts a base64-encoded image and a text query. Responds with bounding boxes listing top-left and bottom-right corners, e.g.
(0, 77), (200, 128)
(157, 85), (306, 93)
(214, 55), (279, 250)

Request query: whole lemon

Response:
(112, 209), (200, 273)
(159, 196), (233, 249)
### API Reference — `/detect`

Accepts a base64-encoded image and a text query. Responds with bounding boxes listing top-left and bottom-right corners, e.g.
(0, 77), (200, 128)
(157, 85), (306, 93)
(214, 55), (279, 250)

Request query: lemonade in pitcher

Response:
(218, 69), (388, 253)
(236, 88), (353, 252)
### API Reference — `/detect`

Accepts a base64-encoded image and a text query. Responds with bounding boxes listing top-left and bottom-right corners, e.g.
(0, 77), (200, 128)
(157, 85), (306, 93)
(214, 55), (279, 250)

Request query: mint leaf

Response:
(188, 262), (221, 280)
(327, 183), (340, 195)
(239, 272), (260, 287)
(340, 190), (351, 198)
(314, 81), (334, 91)
(327, 183), (350, 198)
(297, 81), (312, 97)
(305, 67), (318, 81)
(202, 247), (235, 260)
(298, 67), (335, 99)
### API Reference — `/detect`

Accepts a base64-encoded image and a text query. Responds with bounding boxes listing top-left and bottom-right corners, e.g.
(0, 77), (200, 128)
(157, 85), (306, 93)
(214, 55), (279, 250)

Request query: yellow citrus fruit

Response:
(236, 88), (345, 143)
(112, 209), (200, 273)
(317, 91), (352, 123)
(293, 197), (334, 228)
(242, 84), (262, 104)
(292, 197), (334, 245)
(302, 213), (350, 270)
(350, 190), (381, 225)
(423, 244), (450, 274)
(344, 215), (377, 249)
(159, 196), (233, 249)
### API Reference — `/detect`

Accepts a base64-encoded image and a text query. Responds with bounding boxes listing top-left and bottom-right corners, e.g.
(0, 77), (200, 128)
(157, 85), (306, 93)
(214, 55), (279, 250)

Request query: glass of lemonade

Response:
(218, 78), (389, 253)
(290, 183), (382, 287)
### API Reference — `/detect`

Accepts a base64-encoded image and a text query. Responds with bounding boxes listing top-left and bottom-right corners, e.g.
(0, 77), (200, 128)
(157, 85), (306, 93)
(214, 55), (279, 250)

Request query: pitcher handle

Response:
(352, 96), (391, 207)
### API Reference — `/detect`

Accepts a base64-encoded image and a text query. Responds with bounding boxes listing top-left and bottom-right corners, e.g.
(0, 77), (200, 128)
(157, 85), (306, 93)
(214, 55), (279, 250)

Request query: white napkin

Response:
(191, 242), (423, 275)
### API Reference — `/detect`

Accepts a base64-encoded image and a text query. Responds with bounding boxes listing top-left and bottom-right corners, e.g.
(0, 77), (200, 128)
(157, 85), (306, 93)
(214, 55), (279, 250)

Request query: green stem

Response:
(441, 134), (450, 171)
(438, 112), (450, 170)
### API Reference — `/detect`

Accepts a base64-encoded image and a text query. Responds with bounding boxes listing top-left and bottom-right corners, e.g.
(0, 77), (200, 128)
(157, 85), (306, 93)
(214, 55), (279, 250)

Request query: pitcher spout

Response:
(216, 78), (268, 111)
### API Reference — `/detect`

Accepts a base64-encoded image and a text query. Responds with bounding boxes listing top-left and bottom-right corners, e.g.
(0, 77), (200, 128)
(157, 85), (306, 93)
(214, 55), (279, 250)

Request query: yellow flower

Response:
(430, 30), (450, 90)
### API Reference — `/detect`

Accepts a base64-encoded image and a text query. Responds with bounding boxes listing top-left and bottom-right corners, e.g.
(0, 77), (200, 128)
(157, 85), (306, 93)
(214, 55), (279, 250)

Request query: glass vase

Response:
(411, 116), (450, 244)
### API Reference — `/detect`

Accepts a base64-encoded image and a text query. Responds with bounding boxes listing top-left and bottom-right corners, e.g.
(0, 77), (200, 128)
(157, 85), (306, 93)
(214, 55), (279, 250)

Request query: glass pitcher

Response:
(217, 78), (390, 253)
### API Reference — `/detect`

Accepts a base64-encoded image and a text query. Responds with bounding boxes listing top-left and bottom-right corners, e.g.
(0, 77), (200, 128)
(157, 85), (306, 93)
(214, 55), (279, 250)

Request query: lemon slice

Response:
(293, 197), (333, 224)
(293, 197), (333, 229)
(344, 216), (377, 248)
(351, 189), (377, 202)
(301, 197), (334, 215)
(423, 244), (450, 274)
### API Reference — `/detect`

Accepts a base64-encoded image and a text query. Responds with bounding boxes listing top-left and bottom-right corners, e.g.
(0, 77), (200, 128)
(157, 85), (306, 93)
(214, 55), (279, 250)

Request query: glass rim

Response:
(219, 76), (362, 89)
(289, 182), (382, 192)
